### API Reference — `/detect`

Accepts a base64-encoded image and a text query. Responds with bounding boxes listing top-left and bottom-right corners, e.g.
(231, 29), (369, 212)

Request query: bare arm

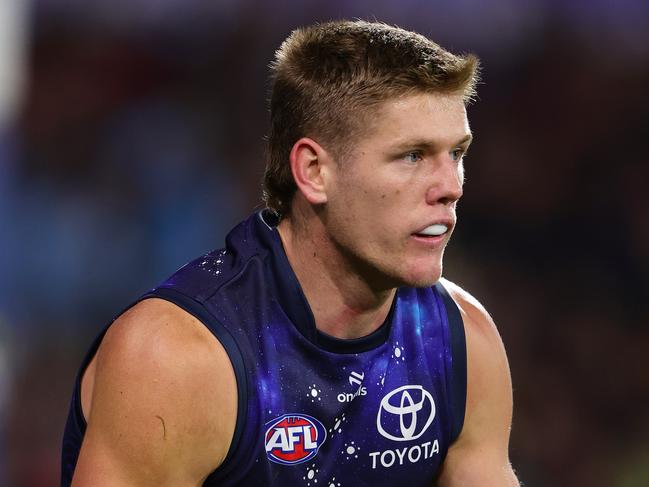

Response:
(436, 279), (519, 487)
(72, 298), (237, 487)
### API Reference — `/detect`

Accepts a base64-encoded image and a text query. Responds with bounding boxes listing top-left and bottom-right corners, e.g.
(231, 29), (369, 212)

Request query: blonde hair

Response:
(263, 20), (480, 216)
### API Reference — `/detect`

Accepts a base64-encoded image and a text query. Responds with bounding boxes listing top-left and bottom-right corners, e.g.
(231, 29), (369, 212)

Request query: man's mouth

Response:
(415, 224), (449, 237)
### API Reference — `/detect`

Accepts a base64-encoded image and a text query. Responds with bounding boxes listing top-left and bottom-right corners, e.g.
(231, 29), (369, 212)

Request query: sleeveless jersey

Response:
(62, 210), (467, 486)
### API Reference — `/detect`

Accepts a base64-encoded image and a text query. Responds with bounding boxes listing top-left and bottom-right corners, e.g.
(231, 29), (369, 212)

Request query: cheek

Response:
(378, 190), (394, 204)
(332, 169), (412, 231)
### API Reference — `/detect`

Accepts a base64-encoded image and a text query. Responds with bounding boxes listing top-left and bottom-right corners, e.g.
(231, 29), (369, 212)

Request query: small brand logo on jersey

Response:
(265, 414), (327, 465)
(338, 370), (367, 403)
(377, 385), (435, 442)
(348, 370), (365, 386)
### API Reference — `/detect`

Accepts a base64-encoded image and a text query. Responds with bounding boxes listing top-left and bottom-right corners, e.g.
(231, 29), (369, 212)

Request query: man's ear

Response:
(289, 137), (332, 205)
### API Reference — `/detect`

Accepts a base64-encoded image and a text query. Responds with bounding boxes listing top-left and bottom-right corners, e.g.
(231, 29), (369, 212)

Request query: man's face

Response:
(321, 92), (471, 289)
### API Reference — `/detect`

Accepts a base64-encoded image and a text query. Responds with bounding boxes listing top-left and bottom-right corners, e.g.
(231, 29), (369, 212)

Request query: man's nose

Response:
(425, 157), (464, 206)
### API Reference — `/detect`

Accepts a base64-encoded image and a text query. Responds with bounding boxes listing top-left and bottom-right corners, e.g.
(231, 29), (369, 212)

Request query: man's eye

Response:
(404, 151), (423, 164)
(450, 149), (465, 161)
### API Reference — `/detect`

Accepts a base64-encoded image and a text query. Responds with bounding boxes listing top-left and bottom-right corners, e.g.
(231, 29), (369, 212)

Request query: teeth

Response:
(419, 224), (448, 236)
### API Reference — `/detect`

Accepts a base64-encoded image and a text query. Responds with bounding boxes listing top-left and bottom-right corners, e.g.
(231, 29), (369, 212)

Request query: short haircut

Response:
(263, 20), (480, 217)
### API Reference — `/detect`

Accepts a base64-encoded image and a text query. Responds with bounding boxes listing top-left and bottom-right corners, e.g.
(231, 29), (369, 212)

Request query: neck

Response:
(277, 208), (395, 340)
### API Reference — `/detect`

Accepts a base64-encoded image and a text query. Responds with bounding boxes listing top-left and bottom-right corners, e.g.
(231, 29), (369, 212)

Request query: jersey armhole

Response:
(434, 281), (467, 444)
(142, 287), (248, 479)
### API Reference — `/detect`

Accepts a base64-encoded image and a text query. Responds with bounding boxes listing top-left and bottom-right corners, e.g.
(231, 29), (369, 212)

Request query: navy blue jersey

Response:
(62, 210), (466, 486)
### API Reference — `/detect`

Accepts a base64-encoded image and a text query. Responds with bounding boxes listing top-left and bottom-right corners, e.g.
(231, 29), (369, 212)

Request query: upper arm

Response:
(72, 298), (237, 487)
(436, 279), (519, 487)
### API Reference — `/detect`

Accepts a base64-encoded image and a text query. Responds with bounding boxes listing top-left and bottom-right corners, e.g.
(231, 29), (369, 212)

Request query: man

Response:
(62, 20), (519, 486)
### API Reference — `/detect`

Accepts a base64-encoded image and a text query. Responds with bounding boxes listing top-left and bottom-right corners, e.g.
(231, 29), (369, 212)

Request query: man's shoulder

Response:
(105, 298), (227, 364)
(435, 280), (517, 485)
(91, 298), (238, 427)
(77, 298), (238, 482)
(438, 277), (501, 345)
(438, 277), (511, 399)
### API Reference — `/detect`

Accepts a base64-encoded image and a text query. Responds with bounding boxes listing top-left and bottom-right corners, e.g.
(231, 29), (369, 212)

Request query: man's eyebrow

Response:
(456, 134), (473, 146)
(390, 133), (473, 151)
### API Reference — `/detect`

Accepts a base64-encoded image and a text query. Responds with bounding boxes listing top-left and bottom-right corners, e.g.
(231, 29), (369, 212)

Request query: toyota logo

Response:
(376, 385), (436, 441)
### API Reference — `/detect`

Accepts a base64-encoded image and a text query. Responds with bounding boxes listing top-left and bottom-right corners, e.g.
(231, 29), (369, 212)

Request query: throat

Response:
(277, 216), (396, 340)
(314, 291), (396, 340)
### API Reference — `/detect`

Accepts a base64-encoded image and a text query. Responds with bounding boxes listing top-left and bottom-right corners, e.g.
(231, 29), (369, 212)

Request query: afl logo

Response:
(377, 385), (436, 442)
(265, 414), (327, 465)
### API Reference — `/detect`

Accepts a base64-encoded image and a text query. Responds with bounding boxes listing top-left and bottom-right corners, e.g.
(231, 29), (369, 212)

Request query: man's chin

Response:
(350, 253), (442, 290)
(399, 264), (443, 289)
(405, 276), (442, 289)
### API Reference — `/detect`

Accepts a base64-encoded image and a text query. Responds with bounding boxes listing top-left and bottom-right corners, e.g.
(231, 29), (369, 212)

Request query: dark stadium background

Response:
(1, 1), (647, 485)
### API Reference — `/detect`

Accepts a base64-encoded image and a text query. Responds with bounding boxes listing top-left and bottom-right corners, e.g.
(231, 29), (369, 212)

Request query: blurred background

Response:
(0, 0), (647, 485)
